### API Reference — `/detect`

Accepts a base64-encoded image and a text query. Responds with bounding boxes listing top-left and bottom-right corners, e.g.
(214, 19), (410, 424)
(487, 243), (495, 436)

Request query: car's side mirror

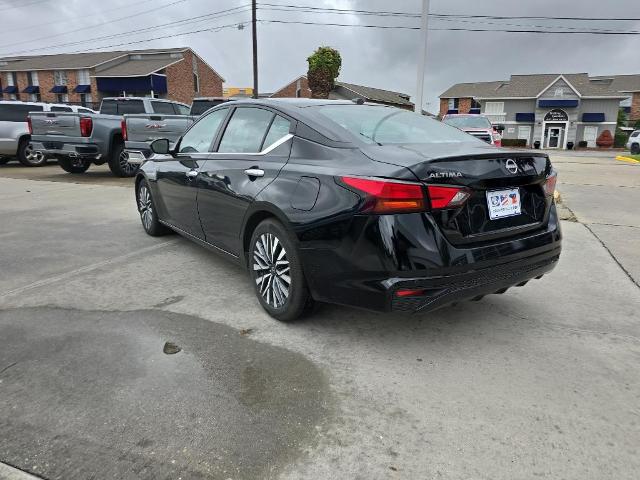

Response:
(495, 124), (505, 133)
(150, 138), (171, 155)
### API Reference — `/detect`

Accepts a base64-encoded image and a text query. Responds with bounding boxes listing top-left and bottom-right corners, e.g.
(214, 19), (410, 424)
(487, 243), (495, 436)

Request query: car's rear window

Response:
(0, 104), (44, 122)
(100, 100), (145, 115)
(314, 104), (476, 145)
(51, 106), (73, 112)
(190, 100), (225, 116)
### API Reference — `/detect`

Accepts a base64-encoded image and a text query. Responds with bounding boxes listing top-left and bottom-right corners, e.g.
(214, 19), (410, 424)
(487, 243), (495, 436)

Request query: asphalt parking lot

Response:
(0, 153), (639, 480)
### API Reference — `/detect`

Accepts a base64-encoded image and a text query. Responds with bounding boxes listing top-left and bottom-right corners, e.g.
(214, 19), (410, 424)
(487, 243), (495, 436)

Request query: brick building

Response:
(439, 73), (640, 149)
(271, 75), (414, 110)
(0, 47), (223, 108)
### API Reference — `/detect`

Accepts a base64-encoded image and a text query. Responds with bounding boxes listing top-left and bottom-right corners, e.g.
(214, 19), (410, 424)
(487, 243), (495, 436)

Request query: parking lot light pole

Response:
(252, 0), (259, 99)
(415, 0), (430, 114)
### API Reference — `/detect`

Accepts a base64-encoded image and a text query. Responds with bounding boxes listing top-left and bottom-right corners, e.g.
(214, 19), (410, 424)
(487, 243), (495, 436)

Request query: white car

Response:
(0, 101), (97, 167)
(626, 130), (640, 155)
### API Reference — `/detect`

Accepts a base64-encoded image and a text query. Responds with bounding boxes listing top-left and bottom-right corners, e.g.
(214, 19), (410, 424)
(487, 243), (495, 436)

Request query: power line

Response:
(0, 0), (190, 50)
(0, 5), (252, 58)
(258, 19), (640, 34)
(257, 3), (640, 22)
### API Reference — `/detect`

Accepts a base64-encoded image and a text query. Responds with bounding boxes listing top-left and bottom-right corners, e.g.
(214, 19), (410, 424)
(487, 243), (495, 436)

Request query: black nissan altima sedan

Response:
(135, 99), (561, 321)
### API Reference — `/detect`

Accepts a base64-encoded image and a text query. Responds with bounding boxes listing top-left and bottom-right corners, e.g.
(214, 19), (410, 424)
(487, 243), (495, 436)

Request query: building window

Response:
(27, 71), (39, 86)
(517, 125), (532, 142)
(471, 98), (481, 109)
(56, 93), (69, 103)
(76, 69), (90, 85)
(54, 71), (68, 86)
(80, 93), (93, 107)
(484, 102), (504, 114)
(192, 57), (200, 93)
(448, 98), (459, 110)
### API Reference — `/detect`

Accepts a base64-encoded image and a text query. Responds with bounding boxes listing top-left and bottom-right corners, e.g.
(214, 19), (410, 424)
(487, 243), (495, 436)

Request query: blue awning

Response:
(96, 74), (167, 94)
(446, 109), (459, 114)
(516, 113), (535, 122)
(22, 85), (40, 94)
(582, 113), (605, 122)
(2, 86), (18, 94)
(538, 99), (579, 108)
(623, 106), (631, 114)
(469, 108), (481, 114)
(74, 84), (91, 93)
(50, 85), (68, 93)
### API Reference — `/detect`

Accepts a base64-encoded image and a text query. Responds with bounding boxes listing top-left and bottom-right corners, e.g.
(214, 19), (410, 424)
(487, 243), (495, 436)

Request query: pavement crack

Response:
(0, 362), (17, 376)
(582, 223), (640, 290)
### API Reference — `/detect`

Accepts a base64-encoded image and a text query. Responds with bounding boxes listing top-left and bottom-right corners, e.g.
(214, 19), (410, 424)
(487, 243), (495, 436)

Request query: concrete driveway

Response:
(0, 156), (638, 480)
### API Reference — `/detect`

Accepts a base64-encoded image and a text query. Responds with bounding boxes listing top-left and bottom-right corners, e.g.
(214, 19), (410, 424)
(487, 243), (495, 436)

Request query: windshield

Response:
(443, 115), (492, 130)
(314, 104), (477, 145)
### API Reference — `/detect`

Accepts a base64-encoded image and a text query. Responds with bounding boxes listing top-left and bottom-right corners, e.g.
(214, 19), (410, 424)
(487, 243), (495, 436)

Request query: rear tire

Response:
(58, 157), (90, 174)
(249, 219), (314, 322)
(631, 143), (640, 155)
(17, 139), (47, 167)
(108, 142), (138, 177)
(137, 179), (171, 237)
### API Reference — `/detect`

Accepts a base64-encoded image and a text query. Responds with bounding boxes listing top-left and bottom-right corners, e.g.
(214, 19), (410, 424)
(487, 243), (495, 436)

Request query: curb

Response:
(0, 462), (43, 479)
(615, 155), (640, 164)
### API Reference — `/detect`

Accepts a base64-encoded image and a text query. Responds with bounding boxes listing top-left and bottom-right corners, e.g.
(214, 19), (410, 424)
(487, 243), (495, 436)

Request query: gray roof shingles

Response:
(440, 73), (637, 99)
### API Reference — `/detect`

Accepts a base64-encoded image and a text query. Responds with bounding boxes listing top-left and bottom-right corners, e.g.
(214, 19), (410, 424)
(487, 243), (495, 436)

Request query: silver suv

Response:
(626, 130), (640, 155)
(0, 101), (96, 167)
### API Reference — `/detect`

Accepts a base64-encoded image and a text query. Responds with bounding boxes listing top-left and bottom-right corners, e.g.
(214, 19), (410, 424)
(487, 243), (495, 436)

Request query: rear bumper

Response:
(299, 204), (562, 313)
(30, 141), (102, 159)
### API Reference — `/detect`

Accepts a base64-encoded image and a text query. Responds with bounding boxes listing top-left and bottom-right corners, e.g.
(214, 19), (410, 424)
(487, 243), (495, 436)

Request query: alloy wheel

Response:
(253, 233), (291, 308)
(120, 150), (137, 176)
(25, 145), (44, 164)
(138, 184), (153, 231)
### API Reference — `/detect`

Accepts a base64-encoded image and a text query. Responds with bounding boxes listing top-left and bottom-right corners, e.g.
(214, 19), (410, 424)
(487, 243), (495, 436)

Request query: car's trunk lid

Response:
(360, 142), (552, 245)
(30, 112), (81, 137)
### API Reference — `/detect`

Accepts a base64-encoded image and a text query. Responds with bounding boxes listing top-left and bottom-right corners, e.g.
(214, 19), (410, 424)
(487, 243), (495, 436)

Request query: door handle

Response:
(244, 168), (264, 178)
(186, 169), (199, 178)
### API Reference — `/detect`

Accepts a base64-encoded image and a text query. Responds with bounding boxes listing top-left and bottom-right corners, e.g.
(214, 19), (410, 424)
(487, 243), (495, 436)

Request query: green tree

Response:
(614, 108), (629, 148)
(307, 47), (342, 99)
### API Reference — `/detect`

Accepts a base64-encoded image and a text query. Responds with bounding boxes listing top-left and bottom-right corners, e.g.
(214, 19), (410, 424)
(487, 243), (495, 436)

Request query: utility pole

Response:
(414, 0), (430, 114)
(252, 0), (258, 99)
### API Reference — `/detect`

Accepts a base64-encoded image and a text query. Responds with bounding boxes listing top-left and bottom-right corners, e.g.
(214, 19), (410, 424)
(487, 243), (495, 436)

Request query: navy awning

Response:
(516, 113), (535, 122)
(74, 84), (91, 93)
(582, 113), (605, 122)
(96, 74), (167, 94)
(50, 85), (68, 94)
(2, 86), (18, 94)
(623, 106), (631, 114)
(469, 108), (481, 114)
(538, 99), (579, 108)
(446, 109), (459, 114)
(22, 85), (40, 94)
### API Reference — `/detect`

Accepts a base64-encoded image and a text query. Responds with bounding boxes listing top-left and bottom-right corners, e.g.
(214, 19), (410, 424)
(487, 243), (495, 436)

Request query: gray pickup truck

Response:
(29, 97), (189, 176)
(124, 97), (231, 164)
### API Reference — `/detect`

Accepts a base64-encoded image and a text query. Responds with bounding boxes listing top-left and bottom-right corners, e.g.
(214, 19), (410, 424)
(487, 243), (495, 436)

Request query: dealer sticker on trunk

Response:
(486, 188), (521, 220)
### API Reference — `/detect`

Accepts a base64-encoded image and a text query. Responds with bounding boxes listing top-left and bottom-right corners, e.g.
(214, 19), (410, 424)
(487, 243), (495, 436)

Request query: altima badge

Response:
(505, 159), (518, 174)
(428, 171), (463, 179)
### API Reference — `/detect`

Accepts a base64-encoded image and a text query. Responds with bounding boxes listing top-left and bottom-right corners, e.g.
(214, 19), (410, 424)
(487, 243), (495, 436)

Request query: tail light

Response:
(121, 118), (128, 141)
(341, 177), (470, 214)
(543, 171), (558, 197)
(27, 117), (33, 134)
(79, 117), (93, 137)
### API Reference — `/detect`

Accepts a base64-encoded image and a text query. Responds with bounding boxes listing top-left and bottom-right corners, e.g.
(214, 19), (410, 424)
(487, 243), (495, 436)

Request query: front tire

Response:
(58, 157), (90, 174)
(108, 142), (138, 177)
(631, 143), (640, 155)
(17, 140), (47, 167)
(137, 179), (170, 236)
(249, 219), (314, 322)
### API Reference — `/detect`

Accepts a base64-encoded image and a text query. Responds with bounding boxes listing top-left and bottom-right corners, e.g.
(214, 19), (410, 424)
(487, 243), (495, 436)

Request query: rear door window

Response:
(0, 104), (44, 122)
(175, 103), (190, 115)
(152, 101), (176, 115)
(100, 100), (145, 115)
(51, 106), (73, 112)
(217, 108), (275, 153)
(262, 115), (291, 149)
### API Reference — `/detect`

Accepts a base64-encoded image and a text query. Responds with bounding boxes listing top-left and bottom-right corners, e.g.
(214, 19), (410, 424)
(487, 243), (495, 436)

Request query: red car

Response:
(442, 114), (504, 147)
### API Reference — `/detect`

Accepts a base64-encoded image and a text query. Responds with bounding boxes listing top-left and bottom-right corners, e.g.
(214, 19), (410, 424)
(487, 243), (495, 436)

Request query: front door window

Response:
(546, 126), (564, 148)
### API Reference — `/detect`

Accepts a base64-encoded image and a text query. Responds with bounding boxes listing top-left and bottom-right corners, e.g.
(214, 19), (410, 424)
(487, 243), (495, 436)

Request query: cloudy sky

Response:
(1, 0), (639, 111)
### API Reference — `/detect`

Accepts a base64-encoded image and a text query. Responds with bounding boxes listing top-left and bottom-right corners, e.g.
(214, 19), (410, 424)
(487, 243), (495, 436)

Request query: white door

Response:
(583, 126), (598, 148)
(517, 126), (532, 145)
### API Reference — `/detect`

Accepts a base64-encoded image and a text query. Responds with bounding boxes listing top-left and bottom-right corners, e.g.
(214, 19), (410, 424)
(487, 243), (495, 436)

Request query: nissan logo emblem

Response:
(505, 159), (518, 174)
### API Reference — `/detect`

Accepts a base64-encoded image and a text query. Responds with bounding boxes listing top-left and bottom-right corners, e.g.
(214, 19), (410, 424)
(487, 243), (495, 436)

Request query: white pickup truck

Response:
(29, 97), (190, 176)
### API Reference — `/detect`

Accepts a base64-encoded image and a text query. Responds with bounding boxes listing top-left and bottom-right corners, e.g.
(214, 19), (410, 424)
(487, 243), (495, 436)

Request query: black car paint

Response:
(138, 99), (561, 313)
